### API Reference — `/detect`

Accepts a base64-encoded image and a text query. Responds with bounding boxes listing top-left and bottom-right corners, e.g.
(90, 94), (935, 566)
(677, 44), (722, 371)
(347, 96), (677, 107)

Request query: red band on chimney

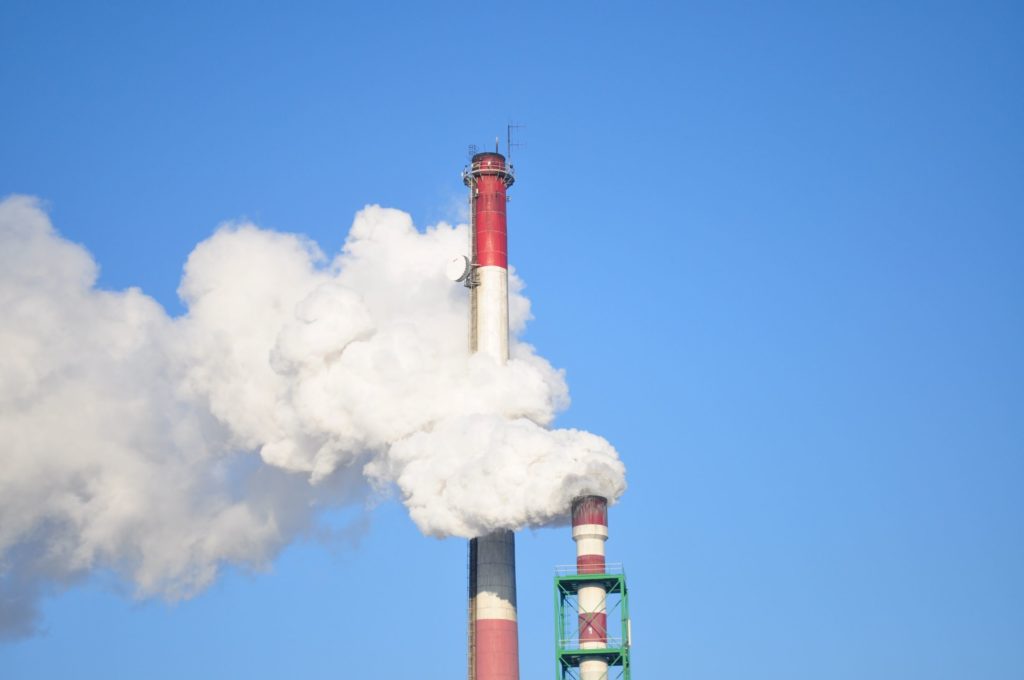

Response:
(475, 619), (520, 680)
(572, 495), (608, 527)
(578, 612), (608, 644)
(576, 554), (606, 575)
(471, 154), (509, 269)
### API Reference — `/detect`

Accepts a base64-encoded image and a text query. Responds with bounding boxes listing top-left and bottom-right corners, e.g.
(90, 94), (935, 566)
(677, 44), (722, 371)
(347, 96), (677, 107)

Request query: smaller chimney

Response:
(556, 495), (630, 680)
(571, 496), (610, 680)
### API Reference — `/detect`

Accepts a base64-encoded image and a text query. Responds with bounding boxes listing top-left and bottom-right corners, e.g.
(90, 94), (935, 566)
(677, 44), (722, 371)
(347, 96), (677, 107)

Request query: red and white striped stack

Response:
(572, 495), (610, 680)
(465, 151), (519, 680)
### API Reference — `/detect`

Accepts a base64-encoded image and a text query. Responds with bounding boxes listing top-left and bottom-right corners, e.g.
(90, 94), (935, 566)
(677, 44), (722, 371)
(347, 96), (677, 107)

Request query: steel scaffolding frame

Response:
(554, 571), (631, 680)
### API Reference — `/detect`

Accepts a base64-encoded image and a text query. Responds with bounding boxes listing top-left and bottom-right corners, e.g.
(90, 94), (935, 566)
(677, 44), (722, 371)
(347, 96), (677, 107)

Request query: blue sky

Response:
(1, 1), (1022, 678)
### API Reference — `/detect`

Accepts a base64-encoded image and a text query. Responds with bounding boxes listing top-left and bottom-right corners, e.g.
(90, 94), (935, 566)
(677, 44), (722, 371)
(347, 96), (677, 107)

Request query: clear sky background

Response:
(1, 1), (1022, 678)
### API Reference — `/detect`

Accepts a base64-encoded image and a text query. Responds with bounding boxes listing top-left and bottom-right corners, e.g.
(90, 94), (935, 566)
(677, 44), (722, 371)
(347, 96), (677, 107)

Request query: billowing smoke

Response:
(0, 195), (625, 638)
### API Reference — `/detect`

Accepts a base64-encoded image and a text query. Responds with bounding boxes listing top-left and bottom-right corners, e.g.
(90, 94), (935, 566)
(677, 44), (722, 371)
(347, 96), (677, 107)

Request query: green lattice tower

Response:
(554, 568), (631, 680)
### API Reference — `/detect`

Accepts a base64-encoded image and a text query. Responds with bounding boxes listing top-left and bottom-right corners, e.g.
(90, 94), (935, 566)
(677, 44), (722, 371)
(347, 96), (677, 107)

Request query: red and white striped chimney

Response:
(464, 151), (519, 680)
(572, 495), (609, 680)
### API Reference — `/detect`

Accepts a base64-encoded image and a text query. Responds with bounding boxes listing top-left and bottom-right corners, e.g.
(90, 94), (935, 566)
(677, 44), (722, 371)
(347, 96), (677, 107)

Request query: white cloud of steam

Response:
(0, 195), (625, 638)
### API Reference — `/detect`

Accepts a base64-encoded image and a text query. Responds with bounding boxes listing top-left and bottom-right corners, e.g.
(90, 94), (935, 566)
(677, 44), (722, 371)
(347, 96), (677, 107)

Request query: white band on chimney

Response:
(474, 265), (508, 362)
(572, 523), (609, 541)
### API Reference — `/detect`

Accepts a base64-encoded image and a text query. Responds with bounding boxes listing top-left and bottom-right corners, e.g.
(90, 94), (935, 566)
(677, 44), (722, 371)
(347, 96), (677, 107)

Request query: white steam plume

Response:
(0, 195), (625, 638)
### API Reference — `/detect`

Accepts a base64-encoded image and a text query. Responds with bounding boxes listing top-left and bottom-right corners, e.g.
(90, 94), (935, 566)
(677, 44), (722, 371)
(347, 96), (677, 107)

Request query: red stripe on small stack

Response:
(578, 612), (608, 644)
(571, 495), (608, 527)
(576, 553), (605, 575)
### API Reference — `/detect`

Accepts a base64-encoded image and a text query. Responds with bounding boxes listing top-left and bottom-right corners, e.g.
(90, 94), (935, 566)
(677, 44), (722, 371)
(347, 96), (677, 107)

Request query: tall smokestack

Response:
(572, 495), (610, 680)
(463, 151), (519, 680)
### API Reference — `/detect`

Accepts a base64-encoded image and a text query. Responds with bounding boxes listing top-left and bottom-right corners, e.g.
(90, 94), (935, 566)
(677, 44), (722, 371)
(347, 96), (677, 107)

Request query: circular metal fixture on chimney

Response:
(446, 255), (470, 282)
